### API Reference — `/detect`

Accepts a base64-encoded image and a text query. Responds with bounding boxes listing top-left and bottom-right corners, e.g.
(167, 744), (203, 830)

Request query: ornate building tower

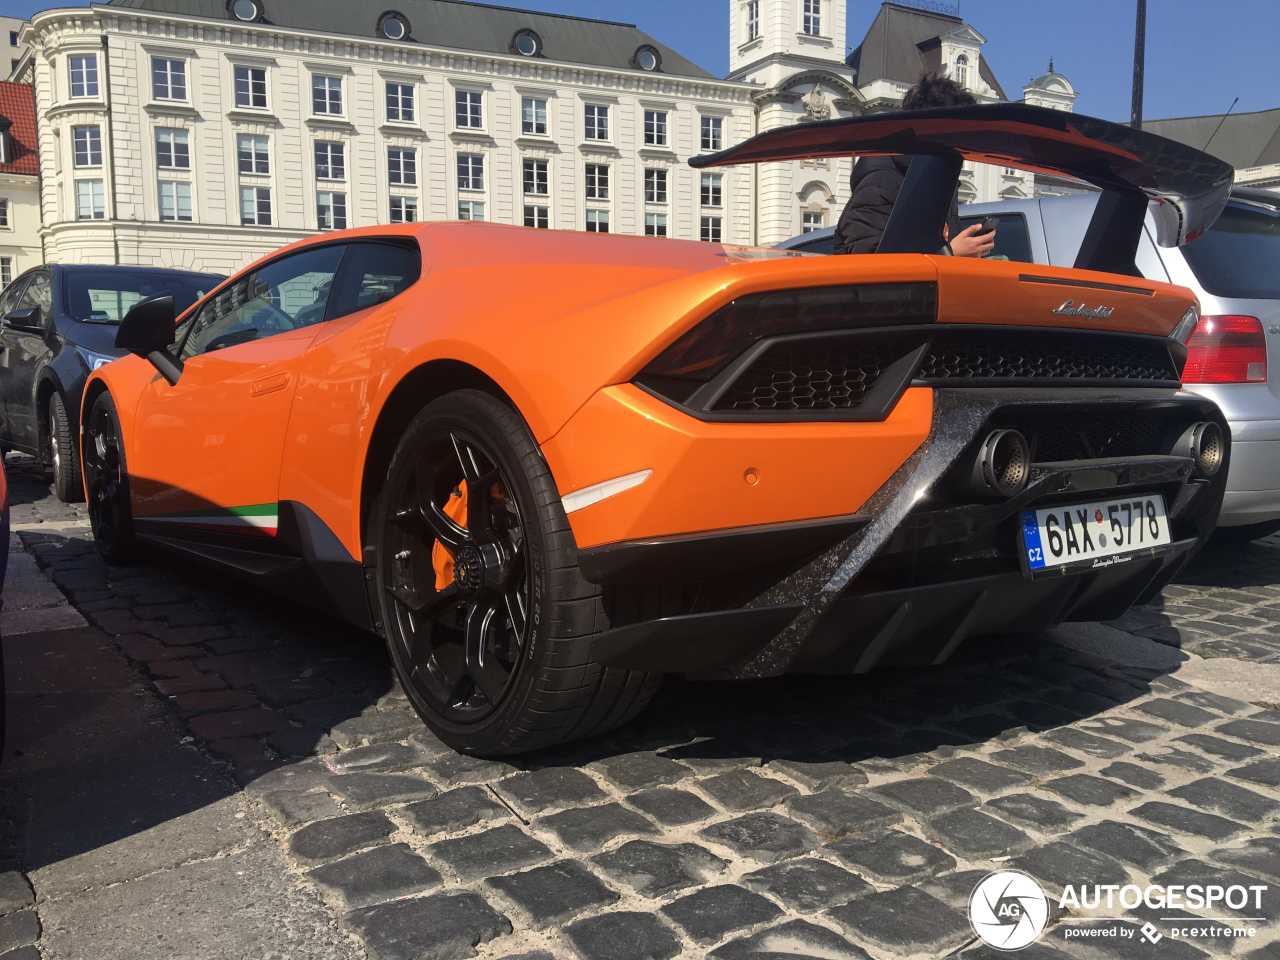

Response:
(727, 0), (862, 244)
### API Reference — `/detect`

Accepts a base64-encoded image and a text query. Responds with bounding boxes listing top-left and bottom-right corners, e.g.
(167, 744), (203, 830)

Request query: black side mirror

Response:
(116, 294), (184, 385)
(2, 307), (39, 328)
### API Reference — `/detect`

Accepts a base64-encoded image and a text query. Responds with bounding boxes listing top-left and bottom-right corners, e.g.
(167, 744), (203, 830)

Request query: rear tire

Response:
(370, 389), (660, 756)
(49, 393), (84, 503)
(1213, 519), (1280, 544)
(83, 392), (141, 563)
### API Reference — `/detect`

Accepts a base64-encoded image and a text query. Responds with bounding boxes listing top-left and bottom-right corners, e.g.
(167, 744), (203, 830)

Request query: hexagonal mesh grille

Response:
(1025, 419), (1169, 462)
(712, 339), (909, 411)
(919, 332), (1177, 382)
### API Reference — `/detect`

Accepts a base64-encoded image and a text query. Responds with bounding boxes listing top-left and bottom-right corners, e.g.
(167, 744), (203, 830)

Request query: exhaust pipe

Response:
(1173, 422), (1224, 477)
(967, 429), (1031, 498)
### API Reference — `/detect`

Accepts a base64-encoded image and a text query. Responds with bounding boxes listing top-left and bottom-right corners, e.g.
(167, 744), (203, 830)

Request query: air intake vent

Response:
(918, 331), (1180, 383)
(712, 338), (913, 412)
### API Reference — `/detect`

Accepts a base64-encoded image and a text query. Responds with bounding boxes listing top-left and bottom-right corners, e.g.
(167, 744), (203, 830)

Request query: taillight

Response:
(1182, 315), (1267, 384)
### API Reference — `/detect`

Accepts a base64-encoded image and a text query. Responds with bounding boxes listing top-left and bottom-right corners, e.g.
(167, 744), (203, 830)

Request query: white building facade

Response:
(19, 0), (1076, 270)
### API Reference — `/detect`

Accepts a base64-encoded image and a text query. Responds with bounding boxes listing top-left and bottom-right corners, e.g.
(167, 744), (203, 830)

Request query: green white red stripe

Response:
(142, 504), (278, 537)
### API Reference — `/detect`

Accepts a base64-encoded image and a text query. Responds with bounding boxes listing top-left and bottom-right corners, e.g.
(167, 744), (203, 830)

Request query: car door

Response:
(1, 272), (54, 452)
(126, 244), (347, 535)
(0, 275), (31, 444)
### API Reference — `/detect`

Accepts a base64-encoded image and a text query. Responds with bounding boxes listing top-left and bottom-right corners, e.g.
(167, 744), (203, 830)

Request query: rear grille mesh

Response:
(711, 330), (1179, 413)
(918, 332), (1178, 383)
(1021, 419), (1169, 462)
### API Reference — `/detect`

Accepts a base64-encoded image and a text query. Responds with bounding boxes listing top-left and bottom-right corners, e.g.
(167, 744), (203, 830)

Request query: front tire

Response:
(371, 389), (660, 756)
(83, 392), (141, 563)
(49, 393), (84, 503)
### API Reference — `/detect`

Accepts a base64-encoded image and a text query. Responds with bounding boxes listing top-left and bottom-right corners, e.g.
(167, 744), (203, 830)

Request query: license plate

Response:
(1021, 494), (1172, 577)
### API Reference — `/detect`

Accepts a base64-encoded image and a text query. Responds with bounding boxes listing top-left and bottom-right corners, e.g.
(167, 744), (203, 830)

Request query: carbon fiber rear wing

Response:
(690, 103), (1234, 276)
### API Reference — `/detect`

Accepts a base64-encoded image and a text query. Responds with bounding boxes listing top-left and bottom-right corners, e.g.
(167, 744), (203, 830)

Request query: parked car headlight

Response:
(75, 346), (117, 372)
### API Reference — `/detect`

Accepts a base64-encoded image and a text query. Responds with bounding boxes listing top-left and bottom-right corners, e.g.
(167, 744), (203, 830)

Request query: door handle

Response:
(251, 372), (290, 397)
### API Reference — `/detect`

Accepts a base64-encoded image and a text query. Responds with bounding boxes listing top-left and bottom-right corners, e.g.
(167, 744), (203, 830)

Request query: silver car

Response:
(780, 188), (1280, 540)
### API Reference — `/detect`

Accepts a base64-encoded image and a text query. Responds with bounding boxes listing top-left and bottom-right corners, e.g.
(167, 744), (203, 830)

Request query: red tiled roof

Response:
(0, 81), (38, 177)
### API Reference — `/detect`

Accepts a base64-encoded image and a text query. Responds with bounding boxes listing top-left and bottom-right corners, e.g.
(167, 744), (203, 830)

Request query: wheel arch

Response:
(79, 375), (111, 465)
(358, 358), (519, 550)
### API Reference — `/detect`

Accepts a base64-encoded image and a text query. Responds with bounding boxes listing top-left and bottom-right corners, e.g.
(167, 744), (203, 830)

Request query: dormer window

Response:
(0, 122), (10, 165)
(378, 12), (410, 41)
(228, 0), (263, 22)
(512, 29), (542, 57)
(955, 54), (968, 88)
(632, 45), (661, 72)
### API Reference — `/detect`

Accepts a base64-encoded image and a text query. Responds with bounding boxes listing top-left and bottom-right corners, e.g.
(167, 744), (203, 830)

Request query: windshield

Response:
(1181, 201), (1280, 300)
(63, 270), (223, 323)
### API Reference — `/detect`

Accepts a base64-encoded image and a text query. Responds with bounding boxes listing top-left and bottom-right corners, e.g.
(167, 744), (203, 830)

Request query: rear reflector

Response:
(1182, 315), (1267, 384)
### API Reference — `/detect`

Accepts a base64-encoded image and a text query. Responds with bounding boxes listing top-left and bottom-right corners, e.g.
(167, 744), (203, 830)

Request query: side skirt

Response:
(134, 500), (374, 631)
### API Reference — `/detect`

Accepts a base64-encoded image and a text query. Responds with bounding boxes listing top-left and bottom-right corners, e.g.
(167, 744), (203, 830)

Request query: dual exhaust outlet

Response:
(964, 421), (1224, 499)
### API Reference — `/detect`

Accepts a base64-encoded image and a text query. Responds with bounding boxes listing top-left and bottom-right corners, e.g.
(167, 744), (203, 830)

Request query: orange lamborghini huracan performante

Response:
(83, 105), (1234, 755)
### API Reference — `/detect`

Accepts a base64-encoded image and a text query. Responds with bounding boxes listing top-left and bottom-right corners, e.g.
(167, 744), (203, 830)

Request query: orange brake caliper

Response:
(431, 481), (468, 590)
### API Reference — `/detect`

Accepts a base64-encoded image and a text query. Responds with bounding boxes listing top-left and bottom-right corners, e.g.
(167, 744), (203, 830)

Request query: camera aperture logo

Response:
(969, 871), (1050, 951)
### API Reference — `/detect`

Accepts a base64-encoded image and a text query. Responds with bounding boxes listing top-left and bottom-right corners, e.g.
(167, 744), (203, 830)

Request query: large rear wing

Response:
(691, 103), (1234, 276)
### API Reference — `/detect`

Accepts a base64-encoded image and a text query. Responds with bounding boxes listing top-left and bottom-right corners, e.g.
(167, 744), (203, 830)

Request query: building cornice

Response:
(26, 5), (755, 105)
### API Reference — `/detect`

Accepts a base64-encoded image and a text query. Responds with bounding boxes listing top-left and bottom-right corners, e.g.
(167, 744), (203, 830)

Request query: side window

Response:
(0, 277), (28, 318)
(181, 245), (345, 358)
(19, 274), (53, 319)
(326, 242), (421, 322)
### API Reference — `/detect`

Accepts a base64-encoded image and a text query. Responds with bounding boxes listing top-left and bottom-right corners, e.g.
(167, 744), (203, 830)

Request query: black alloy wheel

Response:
(373, 390), (660, 755)
(83, 392), (140, 562)
(49, 393), (84, 503)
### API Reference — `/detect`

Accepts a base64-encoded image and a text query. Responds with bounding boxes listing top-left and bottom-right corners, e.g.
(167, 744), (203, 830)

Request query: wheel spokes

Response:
(386, 581), (462, 620)
(463, 599), (508, 703)
(451, 434), (498, 538)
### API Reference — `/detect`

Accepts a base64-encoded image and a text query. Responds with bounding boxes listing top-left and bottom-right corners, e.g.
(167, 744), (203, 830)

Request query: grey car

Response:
(780, 188), (1280, 539)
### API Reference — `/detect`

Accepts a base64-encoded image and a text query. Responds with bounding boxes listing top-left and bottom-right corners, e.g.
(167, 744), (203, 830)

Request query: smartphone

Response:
(973, 217), (999, 237)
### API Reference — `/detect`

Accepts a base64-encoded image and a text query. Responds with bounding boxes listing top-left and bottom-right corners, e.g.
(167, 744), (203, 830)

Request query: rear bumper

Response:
(1184, 383), (1280, 525)
(586, 387), (1227, 678)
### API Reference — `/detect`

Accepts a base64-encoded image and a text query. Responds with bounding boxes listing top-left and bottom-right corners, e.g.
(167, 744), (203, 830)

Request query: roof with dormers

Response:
(100, 0), (717, 80)
(1144, 107), (1280, 171)
(0, 80), (37, 177)
(846, 2), (1007, 101)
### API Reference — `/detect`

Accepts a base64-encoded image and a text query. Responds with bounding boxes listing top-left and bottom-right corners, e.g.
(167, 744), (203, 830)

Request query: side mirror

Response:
(2, 307), (39, 328)
(116, 295), (184, 385)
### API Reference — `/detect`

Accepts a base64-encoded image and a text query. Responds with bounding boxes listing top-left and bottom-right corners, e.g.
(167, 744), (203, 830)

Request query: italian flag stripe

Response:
(143, 503), (278, 536)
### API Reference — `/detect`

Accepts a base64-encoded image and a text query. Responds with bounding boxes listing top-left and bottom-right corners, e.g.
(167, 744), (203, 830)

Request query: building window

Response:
(524, 205), (549, 229)
(8, 32), (17, 47)
(701, 173), (723, 208)
(701, 116), (723, 151)
(239, 185), (271, 225)
(388, 148), (416, 185)
(69, 55), (98, 97)
(700, 216), (722, 242)
(0, 258), (10, 289)
(458, 200), (484, 221)
(455, 90), (482, 128)
(954, 54), (968, 88)
(522, 159), (548, 196)
(386, 82), (415, 122)
(317, 191), (347, 231)
(151, 58), (186, 101)
(585, 209), (609, 233)
(645, 169), (668, 203)
(76, 180), (105, 219)
(389, 196), (417, 223)
(584, 104), (609, 141)
(237, 135), (269, 174)
(645, 212), (667, 237)
(803, 0), (821, 35)
(521, 97), (547, 135)
(158, 181), (193, 222)
(72, 126), (102, 167)
(234, 66), (267, 109)
(802, 211), (824, 233)
(0, 199), (8, 227)
(457, 153), (484, 191)
(585, 164), (609, 200)
(644, 110), (667, 147)
(314, 141), (345, 180)
(747, 0), (759, 41)
(313, 75), (342, 115)
(156, 129), (190, 169)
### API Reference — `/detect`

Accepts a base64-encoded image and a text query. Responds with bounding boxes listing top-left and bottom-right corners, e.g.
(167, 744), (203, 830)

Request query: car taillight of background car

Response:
(1181, 315), (1268, 384)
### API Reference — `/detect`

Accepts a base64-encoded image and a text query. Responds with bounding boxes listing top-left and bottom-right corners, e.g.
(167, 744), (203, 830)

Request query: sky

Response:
(4, 0), (1277, 124)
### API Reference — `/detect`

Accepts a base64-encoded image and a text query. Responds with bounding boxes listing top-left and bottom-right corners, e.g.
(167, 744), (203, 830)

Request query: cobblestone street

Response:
(1, 453), (1278, 960)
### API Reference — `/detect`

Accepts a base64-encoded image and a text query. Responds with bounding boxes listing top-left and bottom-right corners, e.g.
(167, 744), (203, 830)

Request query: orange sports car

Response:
(83, 105), (1234, 755)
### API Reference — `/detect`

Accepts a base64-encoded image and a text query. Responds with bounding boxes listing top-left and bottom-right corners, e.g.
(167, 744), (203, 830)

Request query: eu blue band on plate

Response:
(1022, 509), (1046, 569)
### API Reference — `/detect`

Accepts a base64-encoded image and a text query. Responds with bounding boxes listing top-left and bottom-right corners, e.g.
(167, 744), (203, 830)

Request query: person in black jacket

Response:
(833, 73), (996, 258)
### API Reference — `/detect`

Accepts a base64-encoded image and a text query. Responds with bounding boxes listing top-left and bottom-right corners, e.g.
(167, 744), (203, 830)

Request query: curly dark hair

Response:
(902, 71), (977, 110)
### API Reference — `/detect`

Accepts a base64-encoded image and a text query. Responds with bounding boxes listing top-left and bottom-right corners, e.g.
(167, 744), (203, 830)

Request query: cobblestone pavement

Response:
(2, 452), (1279, 960)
